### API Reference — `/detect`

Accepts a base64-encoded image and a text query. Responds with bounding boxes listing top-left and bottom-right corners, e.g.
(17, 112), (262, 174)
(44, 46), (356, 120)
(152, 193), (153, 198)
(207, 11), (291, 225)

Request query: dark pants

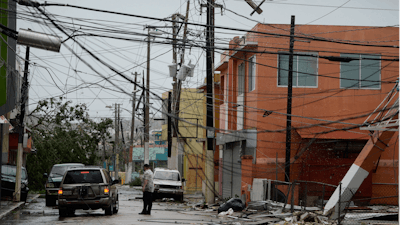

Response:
(142, 191), (153, 213)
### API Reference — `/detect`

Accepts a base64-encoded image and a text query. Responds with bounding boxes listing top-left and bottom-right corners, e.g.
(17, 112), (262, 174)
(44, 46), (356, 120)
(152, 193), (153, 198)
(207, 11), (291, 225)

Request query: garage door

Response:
(222, 142), (242, 199)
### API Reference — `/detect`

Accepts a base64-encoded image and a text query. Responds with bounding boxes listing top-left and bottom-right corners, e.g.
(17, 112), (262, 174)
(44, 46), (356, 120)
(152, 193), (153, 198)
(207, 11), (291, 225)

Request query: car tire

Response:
(45, 195), (56, 206)
(105, 201), (114, 215)
(174, 195), (183, 202)
(113, 195), (119, 214)
(59, 207), (68, 217)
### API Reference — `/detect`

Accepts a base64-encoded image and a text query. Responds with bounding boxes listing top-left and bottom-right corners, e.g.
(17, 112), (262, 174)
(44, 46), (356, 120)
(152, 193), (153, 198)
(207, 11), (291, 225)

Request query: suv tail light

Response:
(101, 186), (109, 195)
(58, 189), (63, 195)
(104, 188), (109, 194)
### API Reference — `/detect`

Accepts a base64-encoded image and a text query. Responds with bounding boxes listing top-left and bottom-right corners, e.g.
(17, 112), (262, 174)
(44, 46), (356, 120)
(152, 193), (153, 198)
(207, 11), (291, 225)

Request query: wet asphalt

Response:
(0, 186), (223, 225)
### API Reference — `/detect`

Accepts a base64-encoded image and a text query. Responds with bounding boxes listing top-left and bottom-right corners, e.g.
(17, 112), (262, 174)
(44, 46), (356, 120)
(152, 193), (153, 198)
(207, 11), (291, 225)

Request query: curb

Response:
(0, 194), (40, 220)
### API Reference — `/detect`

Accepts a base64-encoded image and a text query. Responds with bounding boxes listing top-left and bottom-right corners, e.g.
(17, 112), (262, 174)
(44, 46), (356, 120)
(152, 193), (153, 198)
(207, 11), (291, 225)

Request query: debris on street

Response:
(218, 198), (246, 213)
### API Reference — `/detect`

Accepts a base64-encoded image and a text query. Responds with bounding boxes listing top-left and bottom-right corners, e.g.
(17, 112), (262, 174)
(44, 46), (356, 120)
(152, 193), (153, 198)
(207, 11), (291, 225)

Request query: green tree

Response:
(26, 97), (113, 191)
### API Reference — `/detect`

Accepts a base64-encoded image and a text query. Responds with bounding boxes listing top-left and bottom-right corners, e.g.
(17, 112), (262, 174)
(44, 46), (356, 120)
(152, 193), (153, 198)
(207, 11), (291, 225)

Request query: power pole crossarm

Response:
(245, 0), (263, 14)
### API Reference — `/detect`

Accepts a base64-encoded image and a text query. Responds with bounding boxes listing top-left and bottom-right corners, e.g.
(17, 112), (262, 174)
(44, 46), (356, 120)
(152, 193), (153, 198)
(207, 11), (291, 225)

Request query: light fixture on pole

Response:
(8, 28), (61, 202)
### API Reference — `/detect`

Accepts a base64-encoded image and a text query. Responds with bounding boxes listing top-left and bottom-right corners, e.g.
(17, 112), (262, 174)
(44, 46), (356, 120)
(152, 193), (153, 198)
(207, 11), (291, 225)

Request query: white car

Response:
(153, 168), (185, 201)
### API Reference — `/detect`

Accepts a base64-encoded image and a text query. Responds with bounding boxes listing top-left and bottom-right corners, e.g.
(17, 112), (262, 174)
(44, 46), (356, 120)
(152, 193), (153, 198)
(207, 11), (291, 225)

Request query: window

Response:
(1, 165), (27, 179)
(238, 63), (245, 95)
(278, 53), (318, 87)
(63, 170), (104, 184)
(340, 54), (380, 89)
(154, 171), (180, 181)
(248, 56), (256, 92)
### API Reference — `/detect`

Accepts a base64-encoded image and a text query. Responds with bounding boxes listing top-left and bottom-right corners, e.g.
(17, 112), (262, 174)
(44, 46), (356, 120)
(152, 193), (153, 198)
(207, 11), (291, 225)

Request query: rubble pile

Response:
(280, 211), (330, 225)
(183, 197), (338, 224)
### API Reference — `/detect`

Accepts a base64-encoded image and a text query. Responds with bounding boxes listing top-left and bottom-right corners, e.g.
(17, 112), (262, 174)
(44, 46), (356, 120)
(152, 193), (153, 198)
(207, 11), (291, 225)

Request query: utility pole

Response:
(144, 28), (157, 166)
(169, 13), (179, 171)
(127, 72), (138, 183)
(205, 0), (215, 204)
(116, 104), (120, 178)
(14, 46), (30, 202)
(167, 92), (172, 157)
(113, 104), (120, 179)
(285, 15), (295, 183)
(142, 72), (146, 168)
(169, 1), (190, 173)
(175, 0), (190, 119)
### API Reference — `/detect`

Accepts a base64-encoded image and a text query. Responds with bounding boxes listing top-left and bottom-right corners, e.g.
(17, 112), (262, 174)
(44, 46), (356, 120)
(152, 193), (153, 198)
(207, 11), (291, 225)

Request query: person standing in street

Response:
(139, 164), (154, 215)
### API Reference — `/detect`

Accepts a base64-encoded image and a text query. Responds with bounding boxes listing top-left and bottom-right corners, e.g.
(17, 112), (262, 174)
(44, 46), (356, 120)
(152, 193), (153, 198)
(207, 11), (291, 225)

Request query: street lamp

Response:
(7, 28), (61, 202)
(144, 28), (162, 165)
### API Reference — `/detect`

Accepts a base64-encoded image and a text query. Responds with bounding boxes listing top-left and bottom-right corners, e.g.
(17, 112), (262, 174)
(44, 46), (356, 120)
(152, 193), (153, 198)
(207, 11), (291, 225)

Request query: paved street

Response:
(0, 186), (224, 225)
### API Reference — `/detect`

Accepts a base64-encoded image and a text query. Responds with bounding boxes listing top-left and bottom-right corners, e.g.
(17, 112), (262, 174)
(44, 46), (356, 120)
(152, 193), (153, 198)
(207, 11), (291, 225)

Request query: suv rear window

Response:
(50, 164), (84, 177)
(154, 171), (180, 181)
(63, 170), (104, 184)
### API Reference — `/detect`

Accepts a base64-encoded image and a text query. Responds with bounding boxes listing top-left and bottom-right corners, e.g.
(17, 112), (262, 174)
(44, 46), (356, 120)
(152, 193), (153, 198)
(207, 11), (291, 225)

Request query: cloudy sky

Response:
(16, 0), (399, 121)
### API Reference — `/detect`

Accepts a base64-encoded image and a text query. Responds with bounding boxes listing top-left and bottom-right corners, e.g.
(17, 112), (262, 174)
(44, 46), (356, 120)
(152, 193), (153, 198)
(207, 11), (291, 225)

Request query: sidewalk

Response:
(0, 193), (40, 220)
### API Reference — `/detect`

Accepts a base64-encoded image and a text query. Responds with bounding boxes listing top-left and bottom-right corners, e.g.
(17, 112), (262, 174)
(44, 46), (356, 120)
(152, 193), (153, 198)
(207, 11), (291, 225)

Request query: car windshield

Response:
(50, 165), (82, 177)
(63, 170), (104, 184)
(154, 171), (180, 181)
(2, 165), (27, 180)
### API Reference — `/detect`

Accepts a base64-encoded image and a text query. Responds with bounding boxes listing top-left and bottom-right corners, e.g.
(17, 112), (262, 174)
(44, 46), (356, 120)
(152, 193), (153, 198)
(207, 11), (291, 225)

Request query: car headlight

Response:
(46, 183), (54, 188)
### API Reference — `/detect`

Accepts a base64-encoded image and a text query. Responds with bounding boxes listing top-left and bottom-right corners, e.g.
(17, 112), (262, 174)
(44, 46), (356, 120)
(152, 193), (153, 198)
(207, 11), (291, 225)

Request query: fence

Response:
(256, 179), (398, 224)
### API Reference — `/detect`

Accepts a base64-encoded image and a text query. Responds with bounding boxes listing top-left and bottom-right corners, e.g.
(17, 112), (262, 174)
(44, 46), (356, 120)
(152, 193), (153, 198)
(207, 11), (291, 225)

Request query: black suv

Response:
(58, 167), (119, 217)
(44, 163), (84, 206)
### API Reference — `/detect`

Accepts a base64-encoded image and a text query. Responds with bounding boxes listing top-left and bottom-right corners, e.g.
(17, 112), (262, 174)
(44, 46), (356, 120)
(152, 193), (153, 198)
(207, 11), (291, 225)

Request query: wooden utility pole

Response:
(205, 0), (215, 204)
(167, 92), (172, 157)
(112, 104), (120, 178)
(127, 72), (138, 183)
(144, 29), (151, 166)
(285, 15), (295, 182)
(169, 2), (190, 172)
(142, 73), (145, 168)
(169, 14), (178, 169)
(174, 0), (190, 118)
(15, 46), (30, 201)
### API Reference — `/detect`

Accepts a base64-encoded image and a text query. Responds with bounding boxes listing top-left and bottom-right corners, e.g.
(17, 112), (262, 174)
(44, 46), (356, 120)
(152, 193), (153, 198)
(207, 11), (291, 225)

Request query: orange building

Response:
(215, 24), (398, 205)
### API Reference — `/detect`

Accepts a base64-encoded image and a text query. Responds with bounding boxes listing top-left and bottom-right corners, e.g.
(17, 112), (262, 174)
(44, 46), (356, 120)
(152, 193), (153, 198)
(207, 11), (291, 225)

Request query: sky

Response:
(15, 0), (399, 123)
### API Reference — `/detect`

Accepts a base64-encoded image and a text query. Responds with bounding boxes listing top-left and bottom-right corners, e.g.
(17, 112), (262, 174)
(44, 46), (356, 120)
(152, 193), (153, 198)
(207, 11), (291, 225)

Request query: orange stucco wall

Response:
(217, 24), (398, 204)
